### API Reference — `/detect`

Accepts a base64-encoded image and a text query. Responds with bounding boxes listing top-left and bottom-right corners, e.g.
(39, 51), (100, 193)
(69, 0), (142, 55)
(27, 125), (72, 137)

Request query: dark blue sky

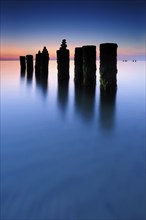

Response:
(1, 0), (145, 59)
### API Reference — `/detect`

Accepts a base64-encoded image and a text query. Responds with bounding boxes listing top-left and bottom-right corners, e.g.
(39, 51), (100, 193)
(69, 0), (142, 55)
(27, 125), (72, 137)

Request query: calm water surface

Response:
(1, 61), (145, 219)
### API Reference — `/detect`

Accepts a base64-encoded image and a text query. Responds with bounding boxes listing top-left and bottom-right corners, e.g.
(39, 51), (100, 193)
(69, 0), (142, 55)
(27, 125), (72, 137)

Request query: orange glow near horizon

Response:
(1, 44), (145, 60)
(1, 46), (76, 60)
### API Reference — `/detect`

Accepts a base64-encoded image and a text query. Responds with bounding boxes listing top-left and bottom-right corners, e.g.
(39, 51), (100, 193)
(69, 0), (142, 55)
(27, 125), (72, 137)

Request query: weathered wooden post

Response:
(20, 56), (26, 72)
(57, 39), (70, 81)
(82, 45), (96, 86)
(26, 55), (33, 73)
(35, 50), (42, 75)
(74, 47), (83, 84)
(41, 46), (49, 76)
(99, 43), (118, 91)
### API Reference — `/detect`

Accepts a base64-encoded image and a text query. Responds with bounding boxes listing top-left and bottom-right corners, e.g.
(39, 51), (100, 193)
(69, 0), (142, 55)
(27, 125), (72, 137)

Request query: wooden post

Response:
(74, 47), (83, 84)
(26, 55), (33, 74)
(20, 56), (26, 72)
(82, 45), (96, 86)
(100, 43), (118, 91)
(41, 46), (49, 76)
(57, 39), (70, 82)
(35, 50), (42, 75)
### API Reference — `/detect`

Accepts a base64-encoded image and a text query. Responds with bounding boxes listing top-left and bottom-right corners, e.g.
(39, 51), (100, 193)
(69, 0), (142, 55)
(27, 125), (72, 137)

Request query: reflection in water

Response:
(20, 69), (25, 78)
(2, 61), (145, 219)
(57, 80), (69, 115)
(26, 72), (33, 86)
(35, 72), (48, 97)
(74, 84), (96, 122)
(27, 71), (33, 85)
(20, 68), (49, 97)
(20, 69), (33, 86)
(20, 70), (25, 83)
(99, 89), (117, 130)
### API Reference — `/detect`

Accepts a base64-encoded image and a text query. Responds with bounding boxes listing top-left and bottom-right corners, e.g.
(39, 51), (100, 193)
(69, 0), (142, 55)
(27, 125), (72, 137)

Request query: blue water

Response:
(1, 61), (145, 219)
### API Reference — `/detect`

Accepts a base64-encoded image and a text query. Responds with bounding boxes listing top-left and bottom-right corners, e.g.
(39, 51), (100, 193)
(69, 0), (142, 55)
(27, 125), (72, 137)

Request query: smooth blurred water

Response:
(1, 60), (145, 220)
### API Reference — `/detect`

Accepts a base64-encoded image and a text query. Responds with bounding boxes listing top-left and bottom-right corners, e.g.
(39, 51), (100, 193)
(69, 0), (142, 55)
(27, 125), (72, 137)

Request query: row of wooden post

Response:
(20, 40), (118, 91)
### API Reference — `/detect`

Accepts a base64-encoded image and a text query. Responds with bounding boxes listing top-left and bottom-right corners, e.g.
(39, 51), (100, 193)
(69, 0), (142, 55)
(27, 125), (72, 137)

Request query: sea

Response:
(1, 60), (145, 219)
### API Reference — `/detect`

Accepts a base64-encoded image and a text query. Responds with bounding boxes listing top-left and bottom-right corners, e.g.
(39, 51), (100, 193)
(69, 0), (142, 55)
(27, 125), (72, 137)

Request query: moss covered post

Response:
(99, 43), (118, 91)
(82, 45), (96, 87)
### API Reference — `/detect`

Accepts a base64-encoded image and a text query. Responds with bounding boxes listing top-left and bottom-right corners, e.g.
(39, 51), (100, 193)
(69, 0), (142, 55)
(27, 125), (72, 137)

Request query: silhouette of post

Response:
(100, 43), (118, 91)
(41, 46), (49, 76)
(74, 47), (83, 84)
(20, 56), (26, 72)
(35, 50), (42, 75)
(35, 47), (49, 92)
(82, 45), (96, 86)
(35, 47), (49, 77)
(57, 39), (70, 81)
(26, 55), (33, 74)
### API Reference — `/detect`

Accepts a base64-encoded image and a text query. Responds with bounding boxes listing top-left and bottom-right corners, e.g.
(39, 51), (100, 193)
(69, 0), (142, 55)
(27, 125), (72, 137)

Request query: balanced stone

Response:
(82, 45), (96, 86)
(100, 43), (118, 91)
(57, 39), (70, 81)
(74, 47), (83, 84)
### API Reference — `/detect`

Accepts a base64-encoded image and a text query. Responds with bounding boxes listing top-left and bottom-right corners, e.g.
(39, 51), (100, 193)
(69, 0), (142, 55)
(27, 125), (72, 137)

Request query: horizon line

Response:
(0, 58), (145, 61)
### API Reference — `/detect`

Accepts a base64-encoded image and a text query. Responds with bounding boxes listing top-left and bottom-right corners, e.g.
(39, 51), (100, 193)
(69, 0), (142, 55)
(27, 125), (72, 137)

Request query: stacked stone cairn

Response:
(57, 39), (70, 82)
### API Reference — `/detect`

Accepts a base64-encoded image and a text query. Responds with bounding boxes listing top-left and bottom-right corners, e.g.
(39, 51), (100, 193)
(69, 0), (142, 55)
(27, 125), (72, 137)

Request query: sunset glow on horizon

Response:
(1, 45), (145, 61)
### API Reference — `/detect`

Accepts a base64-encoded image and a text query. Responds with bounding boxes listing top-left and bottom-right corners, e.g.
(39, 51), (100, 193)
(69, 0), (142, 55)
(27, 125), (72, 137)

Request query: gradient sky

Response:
(1, 0), (145, 60)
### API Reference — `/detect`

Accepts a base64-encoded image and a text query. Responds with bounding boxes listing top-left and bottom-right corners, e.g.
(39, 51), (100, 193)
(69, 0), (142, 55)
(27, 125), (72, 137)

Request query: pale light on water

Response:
(1, 61), (145, 219)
